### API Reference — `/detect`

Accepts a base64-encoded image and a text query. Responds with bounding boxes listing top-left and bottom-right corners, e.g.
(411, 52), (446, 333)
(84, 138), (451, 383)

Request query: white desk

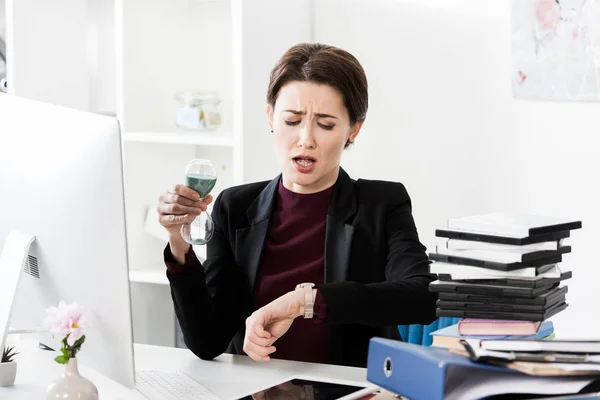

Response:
(0, 338), (370, 400)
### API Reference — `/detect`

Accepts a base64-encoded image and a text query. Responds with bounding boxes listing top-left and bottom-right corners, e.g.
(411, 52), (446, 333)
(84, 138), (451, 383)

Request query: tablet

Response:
(235, 376), (379, 400)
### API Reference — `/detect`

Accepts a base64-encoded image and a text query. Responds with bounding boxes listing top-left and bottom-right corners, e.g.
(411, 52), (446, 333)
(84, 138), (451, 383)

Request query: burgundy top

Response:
(165, 180), (333, 364)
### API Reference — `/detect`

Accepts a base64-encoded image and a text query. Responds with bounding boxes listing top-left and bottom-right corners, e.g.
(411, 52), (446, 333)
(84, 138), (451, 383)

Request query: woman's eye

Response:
(318, 123), (335, 131)
(284, 120), (301, 126)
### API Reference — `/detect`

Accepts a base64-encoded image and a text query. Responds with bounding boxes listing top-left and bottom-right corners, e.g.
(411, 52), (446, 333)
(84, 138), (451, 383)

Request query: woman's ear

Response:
(266, 105), (274, 133)
(348, 121), (364, 143)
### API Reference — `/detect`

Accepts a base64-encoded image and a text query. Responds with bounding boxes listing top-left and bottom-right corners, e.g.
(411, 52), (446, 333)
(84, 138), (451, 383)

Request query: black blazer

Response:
(167, 168), (438, 368)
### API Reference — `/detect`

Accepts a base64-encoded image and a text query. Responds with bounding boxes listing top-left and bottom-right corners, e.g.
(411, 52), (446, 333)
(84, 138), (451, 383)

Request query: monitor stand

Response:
(0, 231), (36, 352)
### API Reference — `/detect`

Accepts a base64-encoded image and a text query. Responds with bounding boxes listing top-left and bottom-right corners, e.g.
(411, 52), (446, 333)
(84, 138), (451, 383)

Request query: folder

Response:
(366, 337), (599, 400)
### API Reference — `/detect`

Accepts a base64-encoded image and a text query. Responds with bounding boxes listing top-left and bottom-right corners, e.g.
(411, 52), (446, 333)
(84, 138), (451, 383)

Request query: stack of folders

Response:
(367, 337), (600, 400)
(428, 212), (582, 327)
(460, 337), (600, 377)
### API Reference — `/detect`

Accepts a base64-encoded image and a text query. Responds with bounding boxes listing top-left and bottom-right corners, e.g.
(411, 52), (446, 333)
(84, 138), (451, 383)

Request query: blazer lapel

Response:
(324, 168), (357, 284)
(235, 168), (357, 289)
(235, 175), (280, 291)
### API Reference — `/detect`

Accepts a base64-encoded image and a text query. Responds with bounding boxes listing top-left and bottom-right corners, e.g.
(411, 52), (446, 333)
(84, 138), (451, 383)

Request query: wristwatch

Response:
(295, 282), (315, 319)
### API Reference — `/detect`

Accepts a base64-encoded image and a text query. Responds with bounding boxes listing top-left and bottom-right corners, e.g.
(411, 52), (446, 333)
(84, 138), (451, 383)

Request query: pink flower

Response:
(535, 0), (561, 30)
(43, 301), (89, 346)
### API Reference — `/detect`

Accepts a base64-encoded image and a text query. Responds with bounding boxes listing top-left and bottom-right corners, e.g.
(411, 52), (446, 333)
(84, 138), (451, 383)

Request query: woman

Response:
(157, 43), (437, 368)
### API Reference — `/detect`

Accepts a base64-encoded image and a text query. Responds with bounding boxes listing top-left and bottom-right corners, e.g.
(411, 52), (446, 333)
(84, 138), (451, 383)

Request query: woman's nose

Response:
(297, 124), (316, 149)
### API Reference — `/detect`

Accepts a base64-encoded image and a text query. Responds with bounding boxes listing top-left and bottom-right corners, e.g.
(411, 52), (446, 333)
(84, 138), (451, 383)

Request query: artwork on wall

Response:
(512, 0), (600, 101)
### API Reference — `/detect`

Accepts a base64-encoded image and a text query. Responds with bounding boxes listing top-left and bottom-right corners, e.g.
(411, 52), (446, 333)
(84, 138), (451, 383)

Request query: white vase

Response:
(46, 358), (99, 400)
(0, 361), (17, 386)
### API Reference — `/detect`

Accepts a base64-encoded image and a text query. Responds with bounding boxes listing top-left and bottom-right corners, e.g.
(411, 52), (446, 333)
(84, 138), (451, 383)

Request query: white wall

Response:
(0, 0), (5, 38)
(315, 0), (600, 337)
(235, 0), (312, 184)
(5, 0), (115, 112)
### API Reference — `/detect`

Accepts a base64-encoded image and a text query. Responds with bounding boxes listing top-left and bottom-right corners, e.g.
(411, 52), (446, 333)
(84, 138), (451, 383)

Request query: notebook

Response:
(458, 319), (543, 335)
(430, 321), (554, 350)
(447, 212), (582, 238)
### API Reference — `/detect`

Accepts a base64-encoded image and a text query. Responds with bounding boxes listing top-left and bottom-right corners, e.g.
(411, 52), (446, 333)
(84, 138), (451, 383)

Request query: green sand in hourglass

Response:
(185, 173), (217, 199)
(181, 171), (217, 245)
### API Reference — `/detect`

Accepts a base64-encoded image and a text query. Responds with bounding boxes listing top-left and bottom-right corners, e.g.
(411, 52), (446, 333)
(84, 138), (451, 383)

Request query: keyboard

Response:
(136, 370), (221, 400)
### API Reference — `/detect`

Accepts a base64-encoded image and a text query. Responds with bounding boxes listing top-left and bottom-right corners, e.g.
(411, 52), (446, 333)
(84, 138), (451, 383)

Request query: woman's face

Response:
(267, 81), (363, 194)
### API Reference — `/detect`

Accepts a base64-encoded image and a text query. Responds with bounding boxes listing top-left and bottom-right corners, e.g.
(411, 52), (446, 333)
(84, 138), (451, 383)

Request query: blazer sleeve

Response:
(166, 191), (252, 360)
(317, 189), (438, 327)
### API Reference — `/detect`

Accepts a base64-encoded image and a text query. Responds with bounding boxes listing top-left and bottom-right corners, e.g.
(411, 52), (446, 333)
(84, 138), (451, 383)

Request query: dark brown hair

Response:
(267, 43), (368, 147)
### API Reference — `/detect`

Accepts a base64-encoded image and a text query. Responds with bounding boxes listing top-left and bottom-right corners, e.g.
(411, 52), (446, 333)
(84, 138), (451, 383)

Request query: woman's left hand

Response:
(243, 289), (311, 361)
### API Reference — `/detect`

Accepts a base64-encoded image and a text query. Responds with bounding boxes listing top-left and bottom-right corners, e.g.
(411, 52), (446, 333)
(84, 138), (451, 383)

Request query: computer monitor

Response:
(0, 93), (135, 389)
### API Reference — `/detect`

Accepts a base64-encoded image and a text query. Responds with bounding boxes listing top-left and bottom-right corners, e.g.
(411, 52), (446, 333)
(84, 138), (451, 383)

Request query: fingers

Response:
(243, 339), (276, 362)
(202, 194), (214, 205)
(247, 326), (276, 347)
(244, 315), (276, 362)
(157, 186), (215, 229)
(157, 202), (203, 216)
(163, 192), (199, 208)
(158, 213), (195, 227)
(171, 184), (201, 201)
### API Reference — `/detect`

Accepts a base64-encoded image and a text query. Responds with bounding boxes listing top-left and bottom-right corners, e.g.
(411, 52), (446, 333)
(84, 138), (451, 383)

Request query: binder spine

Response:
(366, 338), (445, 400)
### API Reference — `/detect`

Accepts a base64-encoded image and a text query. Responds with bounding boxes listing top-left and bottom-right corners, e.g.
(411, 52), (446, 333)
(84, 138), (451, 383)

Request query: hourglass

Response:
(180, 159), (217, 245)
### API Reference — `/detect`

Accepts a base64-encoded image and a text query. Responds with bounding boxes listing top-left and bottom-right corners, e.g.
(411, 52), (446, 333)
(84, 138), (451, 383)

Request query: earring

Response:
(270, 129), (274, 133)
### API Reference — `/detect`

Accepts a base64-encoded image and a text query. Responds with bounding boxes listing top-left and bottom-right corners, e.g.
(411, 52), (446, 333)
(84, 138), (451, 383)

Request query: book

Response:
(459, 319), (543, 335)
(430, 321), (554, 350)
(446, 212), (581, 238)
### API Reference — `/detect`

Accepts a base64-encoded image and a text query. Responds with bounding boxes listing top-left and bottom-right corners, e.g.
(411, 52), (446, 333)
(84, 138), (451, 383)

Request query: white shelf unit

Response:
(6, 0), (313, 348)
(116, 0), (242, 347)
(123, 131), (235, 147)
(116, 0), (314, 347)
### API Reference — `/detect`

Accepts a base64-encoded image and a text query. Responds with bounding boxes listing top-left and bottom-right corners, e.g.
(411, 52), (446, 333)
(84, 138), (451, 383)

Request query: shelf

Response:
(124, 131), (235, 147)
(129, 268), (169, 285)
(129, 245), (206, 285)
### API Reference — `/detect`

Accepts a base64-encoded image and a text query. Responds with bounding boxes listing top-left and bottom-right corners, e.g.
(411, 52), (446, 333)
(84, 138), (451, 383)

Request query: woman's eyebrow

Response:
(283, 109), (338, 119)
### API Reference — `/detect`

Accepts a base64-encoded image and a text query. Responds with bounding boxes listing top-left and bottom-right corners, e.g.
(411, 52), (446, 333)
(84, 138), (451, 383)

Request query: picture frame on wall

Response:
(511, 0), (600, 101)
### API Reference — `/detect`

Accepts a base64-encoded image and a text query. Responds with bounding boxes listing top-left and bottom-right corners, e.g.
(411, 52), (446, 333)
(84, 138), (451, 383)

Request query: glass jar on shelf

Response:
(174, 91), (223, 131)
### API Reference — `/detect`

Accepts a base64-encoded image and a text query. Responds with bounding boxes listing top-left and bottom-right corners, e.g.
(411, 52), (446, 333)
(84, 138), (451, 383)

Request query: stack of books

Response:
(428, 212), (581, 327)
(430, 320), (555, 350)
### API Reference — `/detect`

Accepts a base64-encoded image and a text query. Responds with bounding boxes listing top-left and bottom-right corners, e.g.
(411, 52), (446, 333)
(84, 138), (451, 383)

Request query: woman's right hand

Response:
(157, 184), (213, 238)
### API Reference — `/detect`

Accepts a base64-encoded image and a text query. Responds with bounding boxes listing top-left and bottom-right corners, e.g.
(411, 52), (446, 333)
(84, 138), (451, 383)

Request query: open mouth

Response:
(293, 156), (316, 167)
